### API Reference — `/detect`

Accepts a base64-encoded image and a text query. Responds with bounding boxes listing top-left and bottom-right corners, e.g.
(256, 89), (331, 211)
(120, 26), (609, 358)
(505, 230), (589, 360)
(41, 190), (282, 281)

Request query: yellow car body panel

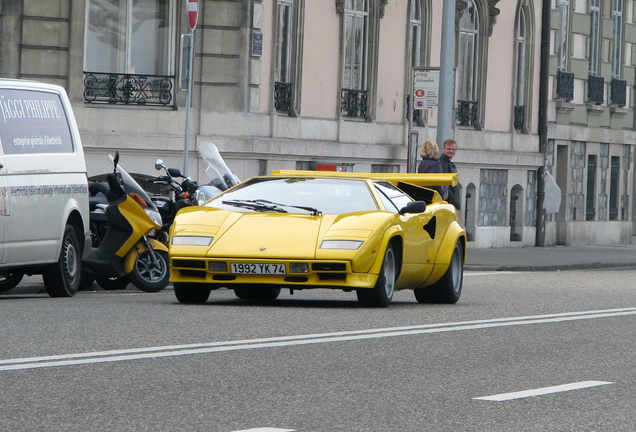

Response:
(169, 174), (466, 294)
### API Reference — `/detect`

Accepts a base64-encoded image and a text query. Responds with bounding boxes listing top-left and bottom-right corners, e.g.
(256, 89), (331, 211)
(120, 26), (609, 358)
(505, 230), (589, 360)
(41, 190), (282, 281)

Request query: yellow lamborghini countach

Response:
(169, 170), (465, 307)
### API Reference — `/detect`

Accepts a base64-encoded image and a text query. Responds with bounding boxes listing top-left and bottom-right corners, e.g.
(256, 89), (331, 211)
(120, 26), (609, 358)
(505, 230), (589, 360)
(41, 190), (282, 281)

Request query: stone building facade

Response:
(0, 0), (634, 248)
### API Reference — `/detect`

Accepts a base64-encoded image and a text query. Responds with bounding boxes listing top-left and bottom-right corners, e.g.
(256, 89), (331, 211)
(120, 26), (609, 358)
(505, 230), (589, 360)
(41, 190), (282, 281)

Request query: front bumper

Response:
(169, 257), (378, 289)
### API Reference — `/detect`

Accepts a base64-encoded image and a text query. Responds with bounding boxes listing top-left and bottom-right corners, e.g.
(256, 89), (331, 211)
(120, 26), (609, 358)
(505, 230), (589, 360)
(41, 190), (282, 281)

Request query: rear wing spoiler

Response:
(270, 170), (458, 187)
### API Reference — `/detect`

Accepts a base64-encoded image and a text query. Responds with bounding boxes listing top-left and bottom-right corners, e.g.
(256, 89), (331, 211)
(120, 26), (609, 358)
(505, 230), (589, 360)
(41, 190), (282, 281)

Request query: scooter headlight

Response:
(145, 208), (163, 227)
(194, 189), (208, 205)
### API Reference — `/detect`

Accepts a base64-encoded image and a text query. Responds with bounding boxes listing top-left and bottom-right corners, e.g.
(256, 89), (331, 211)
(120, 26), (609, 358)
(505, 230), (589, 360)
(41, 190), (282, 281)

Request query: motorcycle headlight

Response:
(145, 209), (163, 227)
(194, 189), (207, 205)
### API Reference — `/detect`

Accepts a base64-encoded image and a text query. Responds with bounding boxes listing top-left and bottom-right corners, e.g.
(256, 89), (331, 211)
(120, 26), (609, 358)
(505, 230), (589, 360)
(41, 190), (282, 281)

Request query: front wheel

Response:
(174, 282), (211, 304)
(234, 287), (281, 301)
(129, 249), (170, 293)
(43, 225), (81, 297)
(414, 242), (463, 304)
(357, 244), (396, 308)
(0, 272), (24, 293)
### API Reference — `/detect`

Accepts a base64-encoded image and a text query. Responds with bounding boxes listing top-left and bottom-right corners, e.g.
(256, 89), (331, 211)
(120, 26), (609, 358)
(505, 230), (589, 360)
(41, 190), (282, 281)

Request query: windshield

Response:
(108, 154), (158, 211)
(206, 177), (379, 215)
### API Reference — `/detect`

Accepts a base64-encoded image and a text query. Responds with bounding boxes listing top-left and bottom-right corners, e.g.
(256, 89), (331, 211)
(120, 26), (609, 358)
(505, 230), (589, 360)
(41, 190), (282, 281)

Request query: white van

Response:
(0, 79), (90, 297)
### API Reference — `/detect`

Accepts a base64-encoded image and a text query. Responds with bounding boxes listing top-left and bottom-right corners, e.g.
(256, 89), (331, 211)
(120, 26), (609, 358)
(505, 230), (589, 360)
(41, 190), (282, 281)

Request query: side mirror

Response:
(155, 159), (164, 171)
(399, 200), (426, 215)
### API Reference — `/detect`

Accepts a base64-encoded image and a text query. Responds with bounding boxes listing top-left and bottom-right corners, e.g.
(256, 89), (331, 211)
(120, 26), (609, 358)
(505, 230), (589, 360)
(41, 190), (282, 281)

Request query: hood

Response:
(210, 213), (322, 259)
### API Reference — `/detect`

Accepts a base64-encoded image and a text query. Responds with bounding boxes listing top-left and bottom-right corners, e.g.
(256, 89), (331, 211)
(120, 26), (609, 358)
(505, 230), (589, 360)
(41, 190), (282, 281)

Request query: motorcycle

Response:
(150, 161), (199, 246)
(80, 152), (170, 293)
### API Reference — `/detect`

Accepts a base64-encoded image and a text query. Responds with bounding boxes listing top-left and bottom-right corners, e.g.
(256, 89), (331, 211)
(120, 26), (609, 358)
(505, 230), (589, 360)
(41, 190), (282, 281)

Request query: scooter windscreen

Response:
(108, 154), (158, 212)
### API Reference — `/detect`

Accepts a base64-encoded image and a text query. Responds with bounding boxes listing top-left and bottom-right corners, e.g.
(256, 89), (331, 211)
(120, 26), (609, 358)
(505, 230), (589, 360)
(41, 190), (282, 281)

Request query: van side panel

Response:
(0, 83), (89, 269)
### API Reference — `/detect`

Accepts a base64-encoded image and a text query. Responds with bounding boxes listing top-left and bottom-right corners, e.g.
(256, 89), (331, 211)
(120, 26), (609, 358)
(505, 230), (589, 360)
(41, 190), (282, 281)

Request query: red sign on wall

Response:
(188, 0), (198, 31)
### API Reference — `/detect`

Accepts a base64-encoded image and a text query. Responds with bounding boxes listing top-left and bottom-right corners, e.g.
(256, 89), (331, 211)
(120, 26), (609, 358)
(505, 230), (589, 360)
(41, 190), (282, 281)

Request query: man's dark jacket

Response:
(440, 154), (460, 209)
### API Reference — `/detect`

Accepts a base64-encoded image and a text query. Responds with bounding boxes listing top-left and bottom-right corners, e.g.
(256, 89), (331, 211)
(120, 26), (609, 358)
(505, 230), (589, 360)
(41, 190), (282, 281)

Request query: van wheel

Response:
(43, 225), (81, 297)
(0, 271), (24, 293)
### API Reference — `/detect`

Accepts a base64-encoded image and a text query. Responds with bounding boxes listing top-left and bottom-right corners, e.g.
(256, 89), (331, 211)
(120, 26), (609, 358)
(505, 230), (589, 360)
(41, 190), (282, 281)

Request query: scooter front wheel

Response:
(129, 249), (170, 293)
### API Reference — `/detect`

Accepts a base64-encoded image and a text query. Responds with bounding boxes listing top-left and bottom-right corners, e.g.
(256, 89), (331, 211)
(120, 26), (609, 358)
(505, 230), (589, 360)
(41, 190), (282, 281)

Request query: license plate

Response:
(230, 263), (286, 275)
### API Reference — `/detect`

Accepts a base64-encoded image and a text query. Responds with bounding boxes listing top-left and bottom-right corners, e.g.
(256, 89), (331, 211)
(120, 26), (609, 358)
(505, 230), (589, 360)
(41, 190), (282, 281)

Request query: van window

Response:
(0, 89), (74, 155)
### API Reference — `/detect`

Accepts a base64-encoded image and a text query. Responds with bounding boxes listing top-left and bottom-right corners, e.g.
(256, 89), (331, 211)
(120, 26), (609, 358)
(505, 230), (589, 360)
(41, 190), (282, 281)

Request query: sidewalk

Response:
(465, 241), (636, 272)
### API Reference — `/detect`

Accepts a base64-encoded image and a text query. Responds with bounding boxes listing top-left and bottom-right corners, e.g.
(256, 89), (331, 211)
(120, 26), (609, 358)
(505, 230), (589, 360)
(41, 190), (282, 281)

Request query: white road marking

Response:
(474, 381), (613, 401)
(2, 307), (636, 371)
(232, 429), (295, 432)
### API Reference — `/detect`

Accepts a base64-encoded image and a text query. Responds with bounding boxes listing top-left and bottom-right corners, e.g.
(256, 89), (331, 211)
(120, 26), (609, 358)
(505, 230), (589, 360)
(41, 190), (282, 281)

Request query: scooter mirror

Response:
(113, 151), (120, 173)
(155, 159), (164, 171)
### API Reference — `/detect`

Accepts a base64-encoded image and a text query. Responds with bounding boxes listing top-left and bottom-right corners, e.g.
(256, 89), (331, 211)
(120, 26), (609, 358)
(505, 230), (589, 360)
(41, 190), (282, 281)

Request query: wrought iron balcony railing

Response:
(513, 105), (526, 132)
(587, 74), (604, 104)
(341, 89), (368, 119)
(610, 77), (626, 107)
(274, 81), (293, 114)
(456, 100), (478, 127)
(556, 69), (574, 101)
(84, 72), (174, 106)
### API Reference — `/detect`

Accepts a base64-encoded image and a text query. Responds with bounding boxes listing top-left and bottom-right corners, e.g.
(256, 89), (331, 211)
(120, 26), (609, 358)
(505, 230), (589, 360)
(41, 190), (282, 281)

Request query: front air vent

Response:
(173, 259), (206, 269)
(312, 263), (346, 271)
(179, 270), (206, 279)
(212, 275), (236, 281)
(284, 276), (309, 283)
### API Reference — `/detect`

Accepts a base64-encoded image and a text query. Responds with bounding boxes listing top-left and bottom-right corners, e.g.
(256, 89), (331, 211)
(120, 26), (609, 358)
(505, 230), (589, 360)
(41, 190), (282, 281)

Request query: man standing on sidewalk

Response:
(440, 139), (461, 210)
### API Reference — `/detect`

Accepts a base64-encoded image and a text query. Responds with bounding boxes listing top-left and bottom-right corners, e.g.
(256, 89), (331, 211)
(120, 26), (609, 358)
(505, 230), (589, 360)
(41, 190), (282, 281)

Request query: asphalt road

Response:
(2, 270), (636, 432)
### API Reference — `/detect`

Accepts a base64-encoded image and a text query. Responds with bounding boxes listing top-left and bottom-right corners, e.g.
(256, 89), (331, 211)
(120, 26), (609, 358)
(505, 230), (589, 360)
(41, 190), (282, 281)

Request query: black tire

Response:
(96, 275), (130, 290)
(43, 225), (81, 297)
(78, 276), (96, 291)
(128, 249), (170, 293)
(234, 286), (281, 301)
(174, 282), (211, 304)
(414, 242), (463, 304)
(357, 244), (396, 308)
(0, 272), (24, 293)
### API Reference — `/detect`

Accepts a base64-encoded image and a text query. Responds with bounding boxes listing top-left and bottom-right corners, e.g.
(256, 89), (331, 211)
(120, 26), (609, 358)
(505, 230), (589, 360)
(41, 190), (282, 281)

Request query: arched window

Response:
(409, 1), (422, 67)
(513, 0), (534, 133)
(587, 0), (604, 105)
(456, 0), (481, 128)
(274, 0), (305, 116)
(339, 0), (380, 120)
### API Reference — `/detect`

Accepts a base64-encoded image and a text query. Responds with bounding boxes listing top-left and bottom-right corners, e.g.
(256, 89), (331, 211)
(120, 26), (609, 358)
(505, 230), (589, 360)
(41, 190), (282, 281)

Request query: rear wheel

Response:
(96, 275), (129, 290)
(234, 287), (281, 301)
(129, 249), (170, 293)
(174, 282), (211, 304)
(0, 271), (24, 293)
(357, 244), (396, 308)
(44, 225), (81, 297)
(414, 242), (463, 304)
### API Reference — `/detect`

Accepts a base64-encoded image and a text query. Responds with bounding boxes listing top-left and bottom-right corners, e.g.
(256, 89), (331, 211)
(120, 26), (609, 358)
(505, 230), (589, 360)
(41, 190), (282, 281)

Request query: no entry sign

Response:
(188, 0), (198, 31)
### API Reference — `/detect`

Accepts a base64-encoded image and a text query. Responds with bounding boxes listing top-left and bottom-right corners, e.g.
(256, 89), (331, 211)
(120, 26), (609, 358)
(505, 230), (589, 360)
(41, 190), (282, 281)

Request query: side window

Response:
(83, 0), (176, 106)
(374, 182), (413, 212)
(0, 89), (74, 155)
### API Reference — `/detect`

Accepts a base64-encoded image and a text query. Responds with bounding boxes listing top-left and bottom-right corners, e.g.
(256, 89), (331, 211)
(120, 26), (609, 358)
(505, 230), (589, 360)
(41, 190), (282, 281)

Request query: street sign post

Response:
(183, 0), (198, 175)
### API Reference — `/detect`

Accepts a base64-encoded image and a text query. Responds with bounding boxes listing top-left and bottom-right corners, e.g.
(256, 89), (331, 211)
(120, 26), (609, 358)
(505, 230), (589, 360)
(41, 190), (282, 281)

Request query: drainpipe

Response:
(535, 0), (551, 247)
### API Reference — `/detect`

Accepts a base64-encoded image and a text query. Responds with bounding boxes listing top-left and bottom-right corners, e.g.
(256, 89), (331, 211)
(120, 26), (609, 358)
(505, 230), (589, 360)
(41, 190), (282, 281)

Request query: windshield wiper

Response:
(254, 199), (322, 216)
(222, 199), (288, 213)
